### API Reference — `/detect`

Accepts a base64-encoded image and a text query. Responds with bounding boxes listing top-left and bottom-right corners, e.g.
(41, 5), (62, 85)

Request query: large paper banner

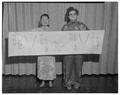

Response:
(8, 30), (104, 56)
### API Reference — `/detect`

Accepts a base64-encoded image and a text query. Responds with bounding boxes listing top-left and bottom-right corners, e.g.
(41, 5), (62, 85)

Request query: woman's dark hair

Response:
(64, 7), (79, 23)
(38, 14), (50, 27)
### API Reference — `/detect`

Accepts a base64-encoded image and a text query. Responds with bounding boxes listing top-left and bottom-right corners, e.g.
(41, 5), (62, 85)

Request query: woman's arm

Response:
(61, 24), (68, 31)
(79, 23), (89, 30)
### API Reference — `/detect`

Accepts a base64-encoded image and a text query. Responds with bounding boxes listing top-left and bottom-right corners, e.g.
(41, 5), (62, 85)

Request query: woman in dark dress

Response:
(62, 7), (89, 90)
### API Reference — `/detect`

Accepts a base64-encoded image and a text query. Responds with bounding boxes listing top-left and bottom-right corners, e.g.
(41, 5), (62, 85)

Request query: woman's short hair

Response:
(64, 7), (79, 23)
(38, 14), (49, 27)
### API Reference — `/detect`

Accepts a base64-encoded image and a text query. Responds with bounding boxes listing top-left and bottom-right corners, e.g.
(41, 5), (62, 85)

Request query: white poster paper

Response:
(8, 30), (104, 56)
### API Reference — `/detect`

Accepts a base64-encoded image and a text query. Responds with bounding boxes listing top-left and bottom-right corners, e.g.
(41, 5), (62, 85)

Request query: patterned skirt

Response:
(37, 56), (56, 80)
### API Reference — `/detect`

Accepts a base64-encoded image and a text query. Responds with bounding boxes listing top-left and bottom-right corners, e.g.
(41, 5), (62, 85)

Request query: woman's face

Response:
(41, 16), (49, 26)
(68, 10), (78, 22)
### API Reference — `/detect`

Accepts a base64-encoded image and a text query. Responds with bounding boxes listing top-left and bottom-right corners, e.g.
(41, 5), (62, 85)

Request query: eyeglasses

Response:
(69, 13), (77, 16)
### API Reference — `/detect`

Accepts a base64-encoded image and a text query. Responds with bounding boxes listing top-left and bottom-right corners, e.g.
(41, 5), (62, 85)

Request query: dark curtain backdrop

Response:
(2, 2), (118, 75)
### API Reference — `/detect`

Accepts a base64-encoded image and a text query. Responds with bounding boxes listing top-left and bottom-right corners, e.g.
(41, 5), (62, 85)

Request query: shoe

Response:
(74, 83), (80, 89)
(49, 81), (53, 87)
(66, 85), (72, 90)
(40, 81), (45, 87)
(66, 84), (72, 90)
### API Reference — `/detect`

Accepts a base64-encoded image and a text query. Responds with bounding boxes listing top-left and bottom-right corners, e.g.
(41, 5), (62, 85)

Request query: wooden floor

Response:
(2, 74), (118, 93)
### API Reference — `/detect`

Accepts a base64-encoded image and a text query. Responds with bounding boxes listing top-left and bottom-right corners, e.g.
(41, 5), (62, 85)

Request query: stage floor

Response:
(2, 74), (118, 93)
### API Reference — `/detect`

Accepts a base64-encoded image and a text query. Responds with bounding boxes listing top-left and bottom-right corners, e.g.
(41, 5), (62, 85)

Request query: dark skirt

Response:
(63, 54), (83, 86)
